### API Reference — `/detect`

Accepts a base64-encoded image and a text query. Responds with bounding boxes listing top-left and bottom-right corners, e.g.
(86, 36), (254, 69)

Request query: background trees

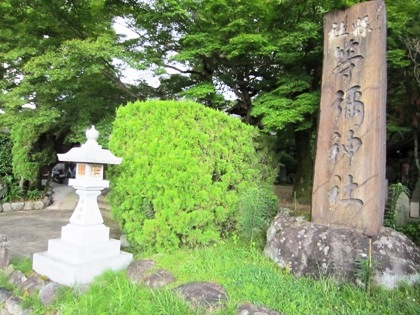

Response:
(0, 0), (133, 189)
(120, 0), (350, 201)
(1, 0), (419, 199)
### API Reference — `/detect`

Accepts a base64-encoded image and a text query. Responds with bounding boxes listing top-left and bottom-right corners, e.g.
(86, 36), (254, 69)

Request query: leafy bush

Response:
(0, 176), (23, 202)
(108, 100), (276, 252)
(0, 133), (13, 178)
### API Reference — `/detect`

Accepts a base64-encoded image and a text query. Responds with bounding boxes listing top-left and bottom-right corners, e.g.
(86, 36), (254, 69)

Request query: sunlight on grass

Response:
(7, 241), (419, 315)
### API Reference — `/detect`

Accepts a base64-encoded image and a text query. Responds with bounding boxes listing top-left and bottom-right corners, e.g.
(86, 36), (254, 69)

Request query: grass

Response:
(3, 240), (414, 315)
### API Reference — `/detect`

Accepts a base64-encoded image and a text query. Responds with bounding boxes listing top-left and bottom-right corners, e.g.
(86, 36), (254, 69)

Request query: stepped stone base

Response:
(33, 222), (132, 286)
(33, 250), (132, 286)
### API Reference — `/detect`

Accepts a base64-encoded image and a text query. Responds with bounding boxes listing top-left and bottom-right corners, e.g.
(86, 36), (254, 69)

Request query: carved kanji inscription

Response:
(312, 1), (387, 236)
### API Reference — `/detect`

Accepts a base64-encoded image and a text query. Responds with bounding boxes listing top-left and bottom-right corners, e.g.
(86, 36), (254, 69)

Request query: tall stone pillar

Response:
(312, 1), (387, 236)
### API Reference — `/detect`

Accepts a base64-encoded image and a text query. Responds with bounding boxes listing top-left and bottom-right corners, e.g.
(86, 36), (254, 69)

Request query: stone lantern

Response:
(33, 126), (132, 286)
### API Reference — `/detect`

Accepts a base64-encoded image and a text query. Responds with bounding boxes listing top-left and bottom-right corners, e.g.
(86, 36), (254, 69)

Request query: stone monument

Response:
(265, 1), (419, 289)
(33, 126), (132, 286)
(312, 0), (387, 236)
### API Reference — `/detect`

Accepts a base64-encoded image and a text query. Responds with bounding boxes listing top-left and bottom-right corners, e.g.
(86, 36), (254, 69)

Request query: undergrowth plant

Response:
(27, 242), (420, 315)
(108, 100), (276, 252)
(237, 185), (279, 248)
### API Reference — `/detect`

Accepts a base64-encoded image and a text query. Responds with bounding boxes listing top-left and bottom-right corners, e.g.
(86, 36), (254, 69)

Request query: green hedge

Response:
(108, 100), (276, 252)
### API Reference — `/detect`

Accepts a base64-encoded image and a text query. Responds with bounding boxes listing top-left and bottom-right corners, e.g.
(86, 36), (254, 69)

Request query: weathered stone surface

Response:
(312, 0), (387, 236)
(4, 296), (31, 315)
(2, 265), (14, 277)
(265, 215), (420, 289)
(8, 271), (27, 287)
(0, 234), (10, 268)
(43, 197), (51, 208)
(10, 203), (24, 212)
(144, 269), (176, 289)
(23, 202), (34, 211)
(126, 259), (156, 283)
(4, 296), (22, 315)
(33, 201), (45, 210)
(0, 288), (12, 303)
(395, 192), (411, 227)
(174, 282), (227, 312)
(120, 234), (130, 248)
(20, 275), (45, 295)
(2, 203), (12, 212)
(39, 282), (62, 306)
(237, 303), (281, 315)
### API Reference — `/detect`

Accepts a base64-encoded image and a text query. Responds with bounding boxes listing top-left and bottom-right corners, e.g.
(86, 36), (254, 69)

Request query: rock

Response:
(20, 275), (45, 295)
(10, 202), (24, 211)
(2, 265), (14, 277)
(120, 234), (130, 248)
(0, 288), (12, 303)
(4, 296), (31, 315)
(265, 215), (420, 289)
(33, 201), (45, 210)
(2, 203), (12, 212)
(0, 203), (2, 213)
(8, 271), (27, 287)
(374, 228), (420, 288)
(0, 234), (10, 268)
(237, 303), (282, 315)
(144, 270), (176, 289)
(23, 201), (34, 211)
(43, 196), (51, 208)
(174, 282), (227, 313)
(39, 282), (62, 306)
(126, 259), (156, 283)
(395, 192), (411, 227)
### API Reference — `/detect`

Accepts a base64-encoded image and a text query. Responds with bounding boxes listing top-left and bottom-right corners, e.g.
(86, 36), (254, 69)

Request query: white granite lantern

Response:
(33, 126), (132, 286)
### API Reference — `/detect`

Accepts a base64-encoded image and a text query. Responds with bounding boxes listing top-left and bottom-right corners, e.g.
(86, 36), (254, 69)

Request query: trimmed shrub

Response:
(108, 100), (277, 252)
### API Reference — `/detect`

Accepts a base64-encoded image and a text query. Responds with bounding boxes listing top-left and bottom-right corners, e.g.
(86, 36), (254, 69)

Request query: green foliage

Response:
(384, 183), (411, 229)
(399, 223), (420, 245)
(237, 185), (279, 248)
(109, 100), (276, 252)
(28, 242), (420, 315)
(9, 257), (33, 275)
(9, 115), (57, 188)
(0, 0), (134, 189)
(25, 189), (45, 201)
(0, 133), (13, 178)
(0, 176), (23, 202)
(354, 255), (379, 294)
(43, 271), (199, 315)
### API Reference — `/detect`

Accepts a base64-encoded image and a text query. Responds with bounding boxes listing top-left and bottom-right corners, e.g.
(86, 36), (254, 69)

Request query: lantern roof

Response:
(57, 126), (122, 165)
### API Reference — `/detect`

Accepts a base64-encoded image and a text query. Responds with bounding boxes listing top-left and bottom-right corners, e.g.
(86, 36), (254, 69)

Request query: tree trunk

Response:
(293, 129), (314, 203)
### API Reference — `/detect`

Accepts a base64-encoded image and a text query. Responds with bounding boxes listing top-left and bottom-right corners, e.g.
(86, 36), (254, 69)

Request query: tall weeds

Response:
(237, 185), (279, 248)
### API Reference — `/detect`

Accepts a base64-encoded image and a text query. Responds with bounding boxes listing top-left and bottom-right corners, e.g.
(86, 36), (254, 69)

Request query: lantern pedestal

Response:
(33, 180), (132, 286)
(33, 126), (132, 286)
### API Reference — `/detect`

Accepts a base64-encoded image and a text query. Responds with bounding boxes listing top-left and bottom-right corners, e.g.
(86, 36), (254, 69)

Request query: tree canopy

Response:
(0, 0), (419, 194)
(0, 0), (135, 187)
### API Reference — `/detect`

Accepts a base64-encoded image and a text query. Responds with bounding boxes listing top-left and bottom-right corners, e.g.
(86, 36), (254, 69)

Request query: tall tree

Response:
(0, 0), (134, 188)
(385, 0), (420, 188)
(120, 0), (356, 201)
